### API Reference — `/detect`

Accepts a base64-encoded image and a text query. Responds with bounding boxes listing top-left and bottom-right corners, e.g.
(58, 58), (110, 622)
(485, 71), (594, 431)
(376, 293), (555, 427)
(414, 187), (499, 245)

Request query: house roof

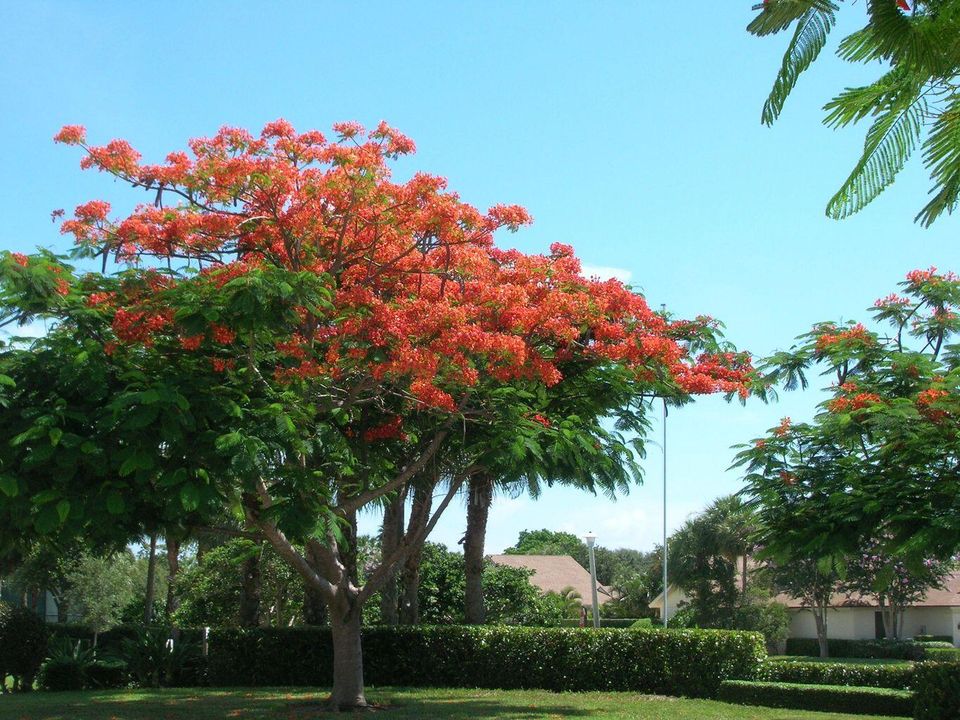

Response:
(651, 566), (960, 611)
(488, 554), (615, 606)
(774, 571), (960, 610)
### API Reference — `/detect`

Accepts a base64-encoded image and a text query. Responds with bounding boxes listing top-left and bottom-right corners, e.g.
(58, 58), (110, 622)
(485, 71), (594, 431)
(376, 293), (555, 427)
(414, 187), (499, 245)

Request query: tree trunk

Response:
(55, 595), (69, 624)
(464, 472), (493, 624)
(238, 545), (263, 627)
(165, 536), (181, 618)
(143, 534), (158, 624)
(379, 494), (404, 625)
(741, 554), (748, 597)
(399, 483), (433, 625)
(329, 603), (367, 710)
(303, 543), (328, 625)
(813, 606), (829, 658)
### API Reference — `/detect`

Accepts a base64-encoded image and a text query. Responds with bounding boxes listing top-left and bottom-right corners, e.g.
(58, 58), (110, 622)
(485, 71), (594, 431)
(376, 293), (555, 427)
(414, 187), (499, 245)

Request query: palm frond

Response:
(826, 84), (927, 219)
(761, 4), (839, 126)
(916, 93), (960, 226)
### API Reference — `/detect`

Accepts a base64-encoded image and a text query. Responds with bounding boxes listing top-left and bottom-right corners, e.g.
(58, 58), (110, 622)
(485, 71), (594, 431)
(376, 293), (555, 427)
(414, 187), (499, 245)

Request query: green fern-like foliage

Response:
(751, 0), (960, 226)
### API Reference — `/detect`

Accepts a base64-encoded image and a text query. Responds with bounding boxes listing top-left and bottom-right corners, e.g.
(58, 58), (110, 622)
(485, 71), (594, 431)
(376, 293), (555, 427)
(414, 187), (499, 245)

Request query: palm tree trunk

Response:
(143, 534), (158, 624)
(464, 472), (494, 624)
(165, 536), (181, 618)
(399, 484), (432, 625)
(379, 495), (404, 625)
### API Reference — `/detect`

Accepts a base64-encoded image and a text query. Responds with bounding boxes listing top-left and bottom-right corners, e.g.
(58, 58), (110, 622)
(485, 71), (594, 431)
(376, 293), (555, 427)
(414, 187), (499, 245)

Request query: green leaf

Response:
(0, 475), (18, 497)
(760, 4), (838, 126)
(106, 491), (125, 515)
(215, 432), (244, 453)
(56, 499), (70, 522)
(180, 483), (200, 511)
(48, 427), (63, 446)
(0, 374), (14, 387)
(35, 506), (60, 534)
(826, 76), (926, 219)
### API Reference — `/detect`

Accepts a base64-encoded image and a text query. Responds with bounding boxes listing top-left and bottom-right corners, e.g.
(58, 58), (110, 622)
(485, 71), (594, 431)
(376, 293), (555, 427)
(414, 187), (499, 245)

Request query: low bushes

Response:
(718, 680), (913, 717)
(761, 658), (914, 689)
(785, 637), (927, 660)
(913, 635), (952, 644)
(0, 606), (48, 691)
(912, 662), (960, 720)
(924, 647), (960, 661)
(208, 625), (765, 697)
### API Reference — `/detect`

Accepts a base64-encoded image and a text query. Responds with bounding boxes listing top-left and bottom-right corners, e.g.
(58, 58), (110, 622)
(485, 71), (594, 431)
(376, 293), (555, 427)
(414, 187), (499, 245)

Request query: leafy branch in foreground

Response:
(750, 0), (960, 225)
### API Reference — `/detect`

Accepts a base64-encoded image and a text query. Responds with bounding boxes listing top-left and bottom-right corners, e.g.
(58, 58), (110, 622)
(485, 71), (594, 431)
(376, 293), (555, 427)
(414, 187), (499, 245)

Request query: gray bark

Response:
(379, 494), (404, 625)
(464, 472), (493, 624)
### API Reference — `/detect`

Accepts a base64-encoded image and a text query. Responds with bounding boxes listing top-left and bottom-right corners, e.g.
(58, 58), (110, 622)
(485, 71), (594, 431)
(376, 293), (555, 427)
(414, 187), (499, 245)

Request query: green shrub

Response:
(0, 607), (49, 691)
(84, 659), (127, 689)
(785, 637), (926, 660)
(761, 658), (914, 689)
(924, 647), (960, 662)
(913, 661), (960, 720)
(121, 627), (201, 688)
(631, 618), (653, 628)
(718, 680), (913, 717)
(38, 658), (85, 691)
(207, 625), (765, 698)
(914, 635), (952, 643)
(554, 617), (643, 628)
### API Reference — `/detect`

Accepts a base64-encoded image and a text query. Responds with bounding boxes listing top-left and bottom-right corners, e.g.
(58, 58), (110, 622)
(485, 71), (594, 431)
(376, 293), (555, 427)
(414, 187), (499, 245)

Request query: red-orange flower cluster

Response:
(55, 120), (756, 411)
(815, 323), (874, 352)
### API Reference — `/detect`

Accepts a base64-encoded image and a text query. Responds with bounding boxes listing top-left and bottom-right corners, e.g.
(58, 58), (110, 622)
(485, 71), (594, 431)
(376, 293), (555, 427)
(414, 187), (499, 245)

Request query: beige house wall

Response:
(789, 606), (958, 645)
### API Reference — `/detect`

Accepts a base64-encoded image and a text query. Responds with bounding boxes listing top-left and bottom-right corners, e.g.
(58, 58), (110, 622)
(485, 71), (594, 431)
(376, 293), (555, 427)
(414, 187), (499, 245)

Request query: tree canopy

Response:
(736, 268), (960, 561)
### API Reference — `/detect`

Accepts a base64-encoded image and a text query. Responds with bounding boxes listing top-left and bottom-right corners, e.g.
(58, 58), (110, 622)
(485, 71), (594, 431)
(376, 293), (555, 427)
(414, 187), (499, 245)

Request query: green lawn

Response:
(0, 687), (908, 719)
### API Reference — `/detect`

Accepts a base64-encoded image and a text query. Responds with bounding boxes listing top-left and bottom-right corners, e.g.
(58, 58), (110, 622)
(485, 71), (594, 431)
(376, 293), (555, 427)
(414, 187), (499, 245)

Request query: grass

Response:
(770, 656), (913, 666)
(0, 686), (909, 719)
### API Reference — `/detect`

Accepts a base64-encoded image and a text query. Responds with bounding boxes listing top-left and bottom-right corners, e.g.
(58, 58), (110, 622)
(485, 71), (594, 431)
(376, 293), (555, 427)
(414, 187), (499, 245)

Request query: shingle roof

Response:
(774, 572), (960, 609)
(488, 554), (615, 606)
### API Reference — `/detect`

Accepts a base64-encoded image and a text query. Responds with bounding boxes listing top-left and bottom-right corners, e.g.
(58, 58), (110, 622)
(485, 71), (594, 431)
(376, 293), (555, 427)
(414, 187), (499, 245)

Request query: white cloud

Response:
(580, 265), (633, 284)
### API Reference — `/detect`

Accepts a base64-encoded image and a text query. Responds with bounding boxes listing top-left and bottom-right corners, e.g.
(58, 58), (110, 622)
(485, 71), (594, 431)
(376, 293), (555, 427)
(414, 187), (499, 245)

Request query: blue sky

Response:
(1, 2), (957, 555)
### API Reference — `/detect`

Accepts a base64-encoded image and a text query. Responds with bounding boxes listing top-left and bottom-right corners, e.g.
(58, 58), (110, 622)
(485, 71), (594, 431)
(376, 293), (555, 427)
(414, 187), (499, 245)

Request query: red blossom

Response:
(53, 125), (87, 145)
(179, 335), (203, 351)
(10, 253), (28, 267)
(774, 417), (791, 437)
(211, 324), (236, 344)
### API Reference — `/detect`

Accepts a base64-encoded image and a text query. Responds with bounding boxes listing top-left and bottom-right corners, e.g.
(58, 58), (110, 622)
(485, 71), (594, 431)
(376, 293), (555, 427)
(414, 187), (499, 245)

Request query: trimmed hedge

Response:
(718, 680), (913, 717)
(556, 617), (644, 628)
(924, 647), (960, 662)
(914, 635), (952, 644)
(761, 658), (915, 690)
(913, 662), (960, 720)
(786, 637), (926, 660)
(208, 625), (765, 697)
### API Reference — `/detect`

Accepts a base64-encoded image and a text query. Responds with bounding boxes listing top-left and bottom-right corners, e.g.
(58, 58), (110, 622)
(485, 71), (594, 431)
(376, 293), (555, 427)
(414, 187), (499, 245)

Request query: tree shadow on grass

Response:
(1, 688), (602, 720)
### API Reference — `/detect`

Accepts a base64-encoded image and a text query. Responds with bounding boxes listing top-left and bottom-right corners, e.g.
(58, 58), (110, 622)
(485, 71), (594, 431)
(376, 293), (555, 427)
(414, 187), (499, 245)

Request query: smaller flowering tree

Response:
(737, 269), (960, 577)
(843, 539), (955, 640)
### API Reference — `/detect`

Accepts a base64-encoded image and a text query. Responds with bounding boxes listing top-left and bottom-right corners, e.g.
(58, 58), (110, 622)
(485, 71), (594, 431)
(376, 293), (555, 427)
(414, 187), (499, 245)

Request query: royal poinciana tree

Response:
(736, 270), (960, 638)
(0, 121), (754, 709)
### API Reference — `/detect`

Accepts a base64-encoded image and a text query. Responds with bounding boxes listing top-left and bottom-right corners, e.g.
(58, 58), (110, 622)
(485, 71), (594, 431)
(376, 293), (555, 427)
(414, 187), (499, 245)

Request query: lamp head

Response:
(584, 532), (596, 548)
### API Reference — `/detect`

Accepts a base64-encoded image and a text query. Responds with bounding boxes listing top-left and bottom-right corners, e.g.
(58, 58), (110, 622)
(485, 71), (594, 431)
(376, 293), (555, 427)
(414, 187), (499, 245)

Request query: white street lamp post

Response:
(584, 532), (600, 629)
(662, 397), (668, 628)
